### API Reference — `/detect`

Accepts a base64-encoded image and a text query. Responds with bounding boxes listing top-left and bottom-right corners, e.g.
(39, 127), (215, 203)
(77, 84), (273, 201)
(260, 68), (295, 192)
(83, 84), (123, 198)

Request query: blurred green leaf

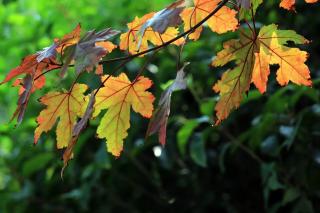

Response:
(177, 119), (200, 156)
(177, 117), (209, 156)
(190, 134), (207, 168)
(22, 153), (53, 177)
(282, 188), (300, 206)
(200, 98), (215, 117)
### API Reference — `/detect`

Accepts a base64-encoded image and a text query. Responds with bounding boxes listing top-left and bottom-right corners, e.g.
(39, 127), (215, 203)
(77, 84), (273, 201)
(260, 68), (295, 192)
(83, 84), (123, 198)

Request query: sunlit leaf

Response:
(94, 73), (155, 156)
(34, 84), (88, 149)
(180, 0), (238, 40)
(212, 24), (311, 124)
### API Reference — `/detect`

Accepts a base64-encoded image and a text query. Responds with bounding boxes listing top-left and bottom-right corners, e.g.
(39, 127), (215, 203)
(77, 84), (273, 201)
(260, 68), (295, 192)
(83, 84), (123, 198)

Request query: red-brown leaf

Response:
(146, 63), (188, 145)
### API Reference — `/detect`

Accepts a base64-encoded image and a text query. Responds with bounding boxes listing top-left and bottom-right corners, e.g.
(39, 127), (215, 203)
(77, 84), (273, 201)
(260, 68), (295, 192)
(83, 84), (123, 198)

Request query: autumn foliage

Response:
(1, 0), (318, 171)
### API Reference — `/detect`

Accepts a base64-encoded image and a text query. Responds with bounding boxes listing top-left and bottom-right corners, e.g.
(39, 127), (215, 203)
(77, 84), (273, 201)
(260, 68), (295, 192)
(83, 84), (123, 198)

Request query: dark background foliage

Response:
(0, 0), (319, 212)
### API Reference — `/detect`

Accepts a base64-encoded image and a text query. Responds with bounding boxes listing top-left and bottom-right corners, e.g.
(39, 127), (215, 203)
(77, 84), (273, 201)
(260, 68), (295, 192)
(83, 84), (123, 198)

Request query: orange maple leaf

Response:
(34, 84), (88, 149)
(180, 0), (238, 40)
(93, 73), (155, 156)
(212, 24), (312, 124)
(120, 13), (155, 55)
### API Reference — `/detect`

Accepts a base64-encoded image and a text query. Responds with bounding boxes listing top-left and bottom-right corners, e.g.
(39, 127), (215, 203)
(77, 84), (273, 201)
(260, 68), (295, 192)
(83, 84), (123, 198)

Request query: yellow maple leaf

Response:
(119, 13), (184, 55)
(94, 73), (155, 156)
(34, 84), (88, 148)
(257, 24), (312, 88)
(119, 13), (156, 55)
(180, 0), (238, 40)
(212, 24), (312, 124)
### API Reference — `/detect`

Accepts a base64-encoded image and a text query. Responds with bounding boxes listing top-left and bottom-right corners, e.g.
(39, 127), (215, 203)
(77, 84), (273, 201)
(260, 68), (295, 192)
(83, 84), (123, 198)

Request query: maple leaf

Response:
(146, 63), (188, 145)
(212, 24), (312, 124)
(34, 84), (88, 149)
(257, 24), (311, 87)
(180, 0), (238, 40)
(94, 73), (155, 156)
(60, 28), (119, 76)
(280, 0), (318, 10)
(120, 13), (154, 55)
(120, 12), (184, 55)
